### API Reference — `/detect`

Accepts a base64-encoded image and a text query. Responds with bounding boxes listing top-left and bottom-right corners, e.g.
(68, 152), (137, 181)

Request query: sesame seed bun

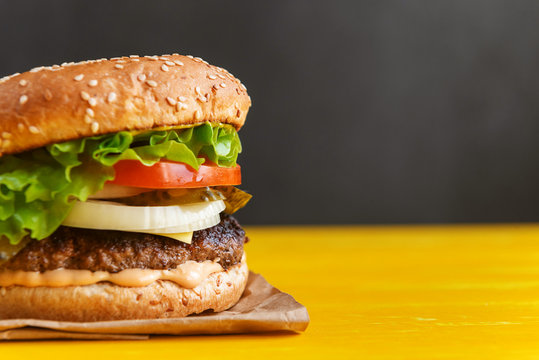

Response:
(0, 258), (248, 322)
(0, 54), (251, 156)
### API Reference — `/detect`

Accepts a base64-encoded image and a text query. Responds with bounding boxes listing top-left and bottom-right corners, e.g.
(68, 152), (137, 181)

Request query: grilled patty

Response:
(1, 214), (246, 273)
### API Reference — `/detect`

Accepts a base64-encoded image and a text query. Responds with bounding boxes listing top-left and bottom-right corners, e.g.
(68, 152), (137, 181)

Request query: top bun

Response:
(0, 54), (251, 156)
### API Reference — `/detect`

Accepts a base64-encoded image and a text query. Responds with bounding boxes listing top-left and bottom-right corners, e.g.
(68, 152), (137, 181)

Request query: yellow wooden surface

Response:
(6, 224), (539, 358)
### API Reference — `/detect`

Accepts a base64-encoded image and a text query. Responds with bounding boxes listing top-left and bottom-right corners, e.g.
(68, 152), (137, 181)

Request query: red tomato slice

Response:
(108, 160), (242, 189)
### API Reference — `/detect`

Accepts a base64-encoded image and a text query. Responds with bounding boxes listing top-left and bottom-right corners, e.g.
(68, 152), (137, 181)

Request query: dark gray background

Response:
(1, 0), (538, 224)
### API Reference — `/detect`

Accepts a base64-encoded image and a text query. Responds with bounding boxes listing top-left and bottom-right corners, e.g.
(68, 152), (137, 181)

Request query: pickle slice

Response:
(111, 186), (251, 214)
(214, 186), (252, 214)
(112, 187), (225, 206)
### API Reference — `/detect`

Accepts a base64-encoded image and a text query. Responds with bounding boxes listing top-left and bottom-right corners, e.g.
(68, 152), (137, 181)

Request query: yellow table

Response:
(6, 224), (539, 359)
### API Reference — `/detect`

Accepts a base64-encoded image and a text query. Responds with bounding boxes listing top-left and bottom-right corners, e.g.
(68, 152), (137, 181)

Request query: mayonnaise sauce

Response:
(0, 260), (223, 288)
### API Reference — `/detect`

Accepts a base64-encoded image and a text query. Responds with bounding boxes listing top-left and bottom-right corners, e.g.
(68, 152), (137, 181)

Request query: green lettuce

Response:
(0, 123), (241, 244)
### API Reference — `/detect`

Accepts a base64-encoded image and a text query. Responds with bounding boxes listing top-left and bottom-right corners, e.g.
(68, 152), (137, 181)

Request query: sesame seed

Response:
(195, 110), (202, 120)
(17, 123), (24, 131)
(88, 98), (97, 107)
(111, 57), (122, 60)
(74, 74), (84, 81)
(165, 61), (175, 66)
(88, 80), (98, 87)
(86, 108), (95, 117)
(176, 102), (188, 111)
(147, 56), (158, 61)
(240, 83), (247, 90)
(198, 96), (207, 102)
(91, 122), (99, 133)
(19, 79), (28, 86)
(166, 96), (177, 106)
(131, 58), (140, 62)
(208, 75), (217, 80)
(19, 95), (28, 105)
(114, 64), (124, 69)
(186, 55), (194, 59)
(84, 115), (93, 124)
(174, 60), (184, 66)
(217, 74), (226, 79)
(161, 64), (169, 72)
(194, 57), (203, 62)
(178, 96), (187, 102)
(130, 55), (139, 58)
(2, 132), (11, 139)
(195, 86), (202, 96)
(146, 80), (157, 87)
(219, 83), (227, 88)
(172, 53), (179, 56)
(107, 92), (117, 103)
(29, 126), (39, 134)
(137, 74), (147, 82)
(44, 89), (53, 101)
(115, 60), (126, 64)
(80, 91), (90, 101)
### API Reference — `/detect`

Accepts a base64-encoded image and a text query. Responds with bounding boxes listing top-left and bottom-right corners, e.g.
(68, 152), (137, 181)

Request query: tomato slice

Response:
(108, 160), (241, 189)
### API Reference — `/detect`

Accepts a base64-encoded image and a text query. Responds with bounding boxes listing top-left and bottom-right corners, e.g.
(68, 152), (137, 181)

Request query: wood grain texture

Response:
(6, 224), (539, 358)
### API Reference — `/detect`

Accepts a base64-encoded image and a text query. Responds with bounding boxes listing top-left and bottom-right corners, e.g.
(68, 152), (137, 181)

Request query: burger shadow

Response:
(150, 330), (303, 340)
(0, 331), (301, 343)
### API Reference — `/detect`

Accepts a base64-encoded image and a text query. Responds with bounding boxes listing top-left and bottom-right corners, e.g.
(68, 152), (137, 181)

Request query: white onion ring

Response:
(62, 200), (226, 233)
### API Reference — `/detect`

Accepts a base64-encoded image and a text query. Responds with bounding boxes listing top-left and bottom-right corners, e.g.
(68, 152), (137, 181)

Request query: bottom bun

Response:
(0, 260), (248, 322)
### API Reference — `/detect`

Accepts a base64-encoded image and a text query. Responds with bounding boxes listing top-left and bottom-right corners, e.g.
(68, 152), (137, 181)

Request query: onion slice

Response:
(89, 184), (152, 199)
(62, 200), (226, 233)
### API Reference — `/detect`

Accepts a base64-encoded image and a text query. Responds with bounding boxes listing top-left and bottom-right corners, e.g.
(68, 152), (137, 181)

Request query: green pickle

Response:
(113, 186), (252, 214)
(214, 186), (252, 214)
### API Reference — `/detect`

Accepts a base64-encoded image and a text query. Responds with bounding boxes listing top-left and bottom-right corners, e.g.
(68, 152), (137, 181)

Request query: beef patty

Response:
(1, 214), (247, 273)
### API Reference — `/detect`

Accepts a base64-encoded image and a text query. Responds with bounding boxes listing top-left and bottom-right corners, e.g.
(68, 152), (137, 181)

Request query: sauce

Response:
(0, 260), (223, 288)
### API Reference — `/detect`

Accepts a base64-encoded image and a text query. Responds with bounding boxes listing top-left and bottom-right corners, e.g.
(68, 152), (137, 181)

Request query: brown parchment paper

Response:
(0, 272), (309, 340)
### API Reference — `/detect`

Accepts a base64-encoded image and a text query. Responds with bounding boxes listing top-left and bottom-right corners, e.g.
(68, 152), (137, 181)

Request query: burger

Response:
(0, 54), (252, 321)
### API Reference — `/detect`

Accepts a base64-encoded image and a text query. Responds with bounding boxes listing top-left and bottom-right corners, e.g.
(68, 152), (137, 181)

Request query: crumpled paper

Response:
(0, 272), (309, 340)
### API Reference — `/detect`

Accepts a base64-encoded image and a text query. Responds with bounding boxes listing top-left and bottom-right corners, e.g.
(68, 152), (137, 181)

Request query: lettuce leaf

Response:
(0, 123), (241, 244)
